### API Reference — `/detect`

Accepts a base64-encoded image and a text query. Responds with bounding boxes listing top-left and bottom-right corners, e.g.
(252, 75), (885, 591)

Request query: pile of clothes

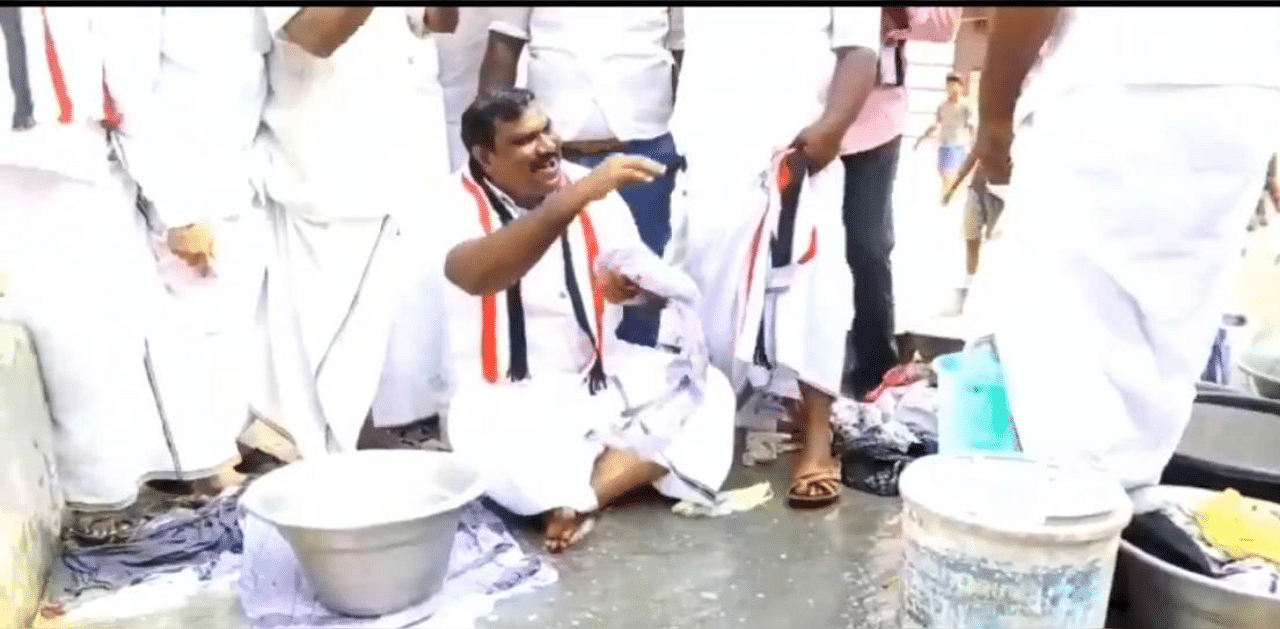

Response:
(832, 363), (940, 497)
(1127, 485), (1280, 596)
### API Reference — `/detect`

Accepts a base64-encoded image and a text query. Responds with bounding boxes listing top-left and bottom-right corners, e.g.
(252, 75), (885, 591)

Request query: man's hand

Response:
(167, 224), (216, 276)
(577, 154), (666, 202)
(790, 120), (843, 174)
(972, 122), (1014, 185)
(941, 184), (960, 206)
(598, 268), (643, 305)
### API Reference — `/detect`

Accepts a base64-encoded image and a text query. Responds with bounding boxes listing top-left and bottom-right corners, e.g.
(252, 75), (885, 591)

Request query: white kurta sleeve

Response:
(666, 7), (686, 51)
(829, 7), (882, 51)
(488, 7), (533, 41)
(262, 6), (302, 36)
(112, 8), (265, 229)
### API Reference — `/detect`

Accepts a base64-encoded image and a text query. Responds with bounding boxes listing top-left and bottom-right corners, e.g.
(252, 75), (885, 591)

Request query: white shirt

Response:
(436, 7), (500, 124)
(259, 7), (447, 219)
(1021, 8), (1280, 121)
(0, 8), (116, 181)
(490, 7), (684, 142)
(440, 162), (645, 382)
(107, 8), (269, 229)
(671, 7), (881, 173)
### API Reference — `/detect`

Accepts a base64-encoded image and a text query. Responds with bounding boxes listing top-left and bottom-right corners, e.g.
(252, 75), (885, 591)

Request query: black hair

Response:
(945, 73), (963, 85)
(460, 87), (536, 154)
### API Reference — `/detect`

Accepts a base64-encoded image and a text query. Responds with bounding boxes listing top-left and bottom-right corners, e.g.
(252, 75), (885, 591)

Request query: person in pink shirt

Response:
(838, 7), (961, 397)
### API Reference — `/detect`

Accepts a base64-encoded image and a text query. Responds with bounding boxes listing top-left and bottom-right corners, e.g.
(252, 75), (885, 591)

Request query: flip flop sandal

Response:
(787, 469), (842, 509)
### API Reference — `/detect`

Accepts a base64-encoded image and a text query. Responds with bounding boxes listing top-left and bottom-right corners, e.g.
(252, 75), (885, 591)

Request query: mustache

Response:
(532, 150), (560, 169)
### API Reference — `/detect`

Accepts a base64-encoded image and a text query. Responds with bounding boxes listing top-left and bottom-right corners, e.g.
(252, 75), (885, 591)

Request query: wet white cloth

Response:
(991, 82), (1280, 489)
(253, 7), (447, 454)
(589, 247), (710, 464)
(670, 7), (880, 401)
(238, 502), (557, 629)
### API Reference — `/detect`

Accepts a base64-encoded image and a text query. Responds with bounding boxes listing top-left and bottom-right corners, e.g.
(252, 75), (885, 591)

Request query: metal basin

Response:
(1119, 486), (1280, 629)
(241, 450), (485, 617)
(1240, 325), (1280, 399)
(1165, 390), (1280, 503)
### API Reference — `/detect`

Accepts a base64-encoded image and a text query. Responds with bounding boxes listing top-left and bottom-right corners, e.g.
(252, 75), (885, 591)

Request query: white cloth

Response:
(0, 8), (116, 181)
(670, 7), (880, 399)
(591, 247), (708, 466)
(439, 163), (735, 515)
(371, 24), (456, 428)
(990, 84), (1280, 490)
(448, 358), (735, 516)
(489, 7), (683, 142)
(254, 7), (446, 454)
(0, 165), (192, 508)
(106, 8), (271, 495)
(436, 7), (500, 170)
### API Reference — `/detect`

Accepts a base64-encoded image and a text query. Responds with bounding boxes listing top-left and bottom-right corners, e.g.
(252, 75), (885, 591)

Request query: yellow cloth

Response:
(1193, 488), (1280, 567)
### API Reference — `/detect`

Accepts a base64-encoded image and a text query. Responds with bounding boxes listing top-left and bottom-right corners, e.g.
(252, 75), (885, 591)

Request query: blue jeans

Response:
(565, 132), (680, 347)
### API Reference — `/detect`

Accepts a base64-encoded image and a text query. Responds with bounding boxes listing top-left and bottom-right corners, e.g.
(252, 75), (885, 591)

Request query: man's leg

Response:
(788, 381), (840, 504)
(840, 136), (902, 396)
(564, 134), (680, 347)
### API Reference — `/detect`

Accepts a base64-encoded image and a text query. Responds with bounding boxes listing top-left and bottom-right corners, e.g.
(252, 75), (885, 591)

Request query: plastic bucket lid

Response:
(899, 454), (1133, 543)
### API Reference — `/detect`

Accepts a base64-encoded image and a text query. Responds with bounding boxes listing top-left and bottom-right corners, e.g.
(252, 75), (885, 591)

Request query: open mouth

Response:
(532, 154), (560, 176)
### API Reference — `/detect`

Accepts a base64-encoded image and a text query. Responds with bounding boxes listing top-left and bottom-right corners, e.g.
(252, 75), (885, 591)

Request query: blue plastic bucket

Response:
(932, 346), (1020, 455)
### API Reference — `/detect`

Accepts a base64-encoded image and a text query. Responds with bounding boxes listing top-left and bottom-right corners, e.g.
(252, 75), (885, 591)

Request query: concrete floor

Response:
(35, 452), (902, 629)
(481, 459), (903, 629)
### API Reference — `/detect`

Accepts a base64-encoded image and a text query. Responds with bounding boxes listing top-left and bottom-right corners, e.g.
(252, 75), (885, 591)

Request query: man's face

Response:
(476, 106), (563, 201)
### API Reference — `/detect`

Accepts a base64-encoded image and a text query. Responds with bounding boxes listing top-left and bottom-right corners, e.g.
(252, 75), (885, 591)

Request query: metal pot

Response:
(1240, 325), (1280, 399)
(241, 450), (485, 617)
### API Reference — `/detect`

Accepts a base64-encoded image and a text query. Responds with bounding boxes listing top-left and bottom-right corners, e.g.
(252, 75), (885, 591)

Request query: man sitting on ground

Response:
(436, 88), (736, 553)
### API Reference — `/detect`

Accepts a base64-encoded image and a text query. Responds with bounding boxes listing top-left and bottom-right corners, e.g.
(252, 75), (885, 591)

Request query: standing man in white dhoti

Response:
(254, 7), (457, 456)
(105, 7), (272, 499)
(670, 8), (881, 508)
(440, 88), (735, 552)
(975, 7), (1280, 489)
(0, 8), (172, 512)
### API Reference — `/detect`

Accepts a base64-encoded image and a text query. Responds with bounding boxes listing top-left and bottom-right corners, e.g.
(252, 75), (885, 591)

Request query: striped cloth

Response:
(0, 7), (119, 132)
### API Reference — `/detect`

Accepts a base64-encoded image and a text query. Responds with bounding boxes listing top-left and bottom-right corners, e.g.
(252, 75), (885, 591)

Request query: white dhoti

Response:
(991, 85), (1280, 489)
(0, 165), (224, 508)
(142, 206), (268, 488)
(678, 159), (852, 399)
(254, 205), (401, 456)
(446, 348), (736, 516)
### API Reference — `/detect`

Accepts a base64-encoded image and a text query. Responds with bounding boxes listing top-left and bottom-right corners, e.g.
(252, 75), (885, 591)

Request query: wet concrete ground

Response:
(482, 457), (903, 629)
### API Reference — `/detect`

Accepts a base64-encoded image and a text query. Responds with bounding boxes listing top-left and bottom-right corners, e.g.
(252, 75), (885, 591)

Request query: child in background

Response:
(942, 150), (1002, 313)
(916, 73), (974, 199)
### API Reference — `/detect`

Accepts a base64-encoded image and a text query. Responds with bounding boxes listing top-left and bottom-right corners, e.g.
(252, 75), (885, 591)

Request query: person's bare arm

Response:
(446, 156), (665, 295)
(446, 186), (593, 295)
(278, 7), (374, 58)
(478, 8), (532, 93)
(973, 7), (1059, 182)
(1266, 154), (1280, 206)
(422, 7), (458, 33)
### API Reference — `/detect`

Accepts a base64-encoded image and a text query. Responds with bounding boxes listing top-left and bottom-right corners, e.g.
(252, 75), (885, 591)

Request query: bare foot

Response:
(543, 507), (596, 554)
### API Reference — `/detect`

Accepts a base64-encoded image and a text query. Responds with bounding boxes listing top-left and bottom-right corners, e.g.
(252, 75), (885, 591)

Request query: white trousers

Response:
(991, 85), (1280, 489)
(446, 356), (737, 516)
